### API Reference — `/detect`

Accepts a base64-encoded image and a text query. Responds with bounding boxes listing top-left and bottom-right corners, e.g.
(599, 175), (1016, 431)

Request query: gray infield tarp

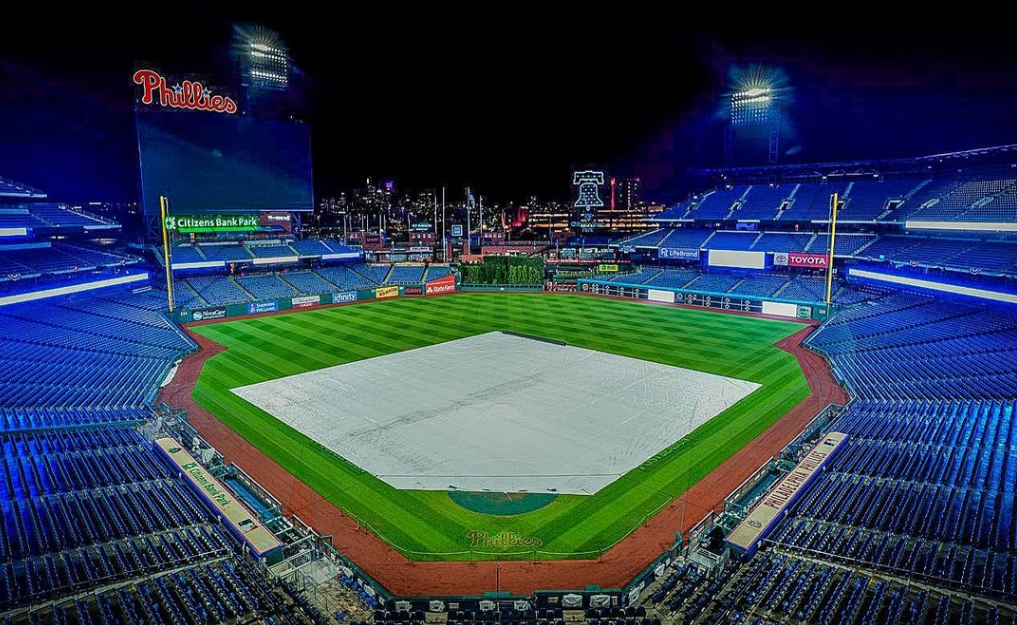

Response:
(233, 332), (759, 494)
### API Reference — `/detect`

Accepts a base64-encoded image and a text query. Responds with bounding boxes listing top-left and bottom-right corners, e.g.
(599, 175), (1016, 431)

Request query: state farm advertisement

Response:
(425, 274), (456, 295)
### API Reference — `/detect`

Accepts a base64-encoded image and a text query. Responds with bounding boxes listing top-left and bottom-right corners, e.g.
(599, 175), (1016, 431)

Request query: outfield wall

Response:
(576, 278), (831, 320)
(169, 274), (457, 323)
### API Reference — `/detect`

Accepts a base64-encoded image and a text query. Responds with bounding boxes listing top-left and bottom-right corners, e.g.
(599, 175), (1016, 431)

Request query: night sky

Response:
(2, 9), (1017, 204)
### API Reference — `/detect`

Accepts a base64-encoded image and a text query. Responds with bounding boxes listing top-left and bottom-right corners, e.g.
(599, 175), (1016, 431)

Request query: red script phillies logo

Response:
(133, 69), (238, 114)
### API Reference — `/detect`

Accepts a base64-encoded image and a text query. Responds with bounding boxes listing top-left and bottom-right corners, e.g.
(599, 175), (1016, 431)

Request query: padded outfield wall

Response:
(576, 278), (832, 320)
(167, 274), (456, 324)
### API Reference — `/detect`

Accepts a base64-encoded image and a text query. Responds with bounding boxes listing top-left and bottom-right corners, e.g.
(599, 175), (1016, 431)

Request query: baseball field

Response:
(188, 292), (810, 561)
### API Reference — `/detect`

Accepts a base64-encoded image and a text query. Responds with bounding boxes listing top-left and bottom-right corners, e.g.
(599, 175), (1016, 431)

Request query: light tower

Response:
(723, 65), (789, 166)
(232, 24), (291, 116)
(235, 25), (289, 91)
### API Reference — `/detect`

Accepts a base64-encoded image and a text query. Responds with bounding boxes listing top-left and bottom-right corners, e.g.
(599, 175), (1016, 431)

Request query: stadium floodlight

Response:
(736, 87), (771, 100)
(233, 24), (290, 92)
(725, 65), (789, 127)
(723, 64), (791, 164)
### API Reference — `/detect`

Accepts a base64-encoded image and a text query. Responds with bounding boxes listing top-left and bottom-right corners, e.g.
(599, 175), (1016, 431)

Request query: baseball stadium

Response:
(1, 16), (1016, 625)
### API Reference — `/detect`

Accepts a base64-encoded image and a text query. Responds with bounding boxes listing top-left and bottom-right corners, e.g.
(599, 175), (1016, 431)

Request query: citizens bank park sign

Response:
(164, 214), (259, 233)
(133, 69), (238, 114)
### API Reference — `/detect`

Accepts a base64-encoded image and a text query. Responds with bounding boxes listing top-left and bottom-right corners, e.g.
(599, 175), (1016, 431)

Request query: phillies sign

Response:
(775, 252), (829, 269)
(133, 69), (238, 114)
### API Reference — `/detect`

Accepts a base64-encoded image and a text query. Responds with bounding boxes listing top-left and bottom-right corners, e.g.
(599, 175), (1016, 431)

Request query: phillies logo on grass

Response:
(133, 69), (238, 114)
(467, 530), (542, 549)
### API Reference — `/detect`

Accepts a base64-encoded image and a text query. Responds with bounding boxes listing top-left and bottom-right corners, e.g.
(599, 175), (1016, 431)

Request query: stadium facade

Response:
(0, 50), (1015, 622)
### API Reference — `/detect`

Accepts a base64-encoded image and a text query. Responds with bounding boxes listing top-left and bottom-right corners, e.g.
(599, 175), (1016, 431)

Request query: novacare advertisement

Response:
(425, 274), (456, 295)
(192, 307), (227, 321)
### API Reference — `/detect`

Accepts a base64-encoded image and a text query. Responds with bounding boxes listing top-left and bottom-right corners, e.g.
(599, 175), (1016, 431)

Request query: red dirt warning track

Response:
(159, 294), (848, 596)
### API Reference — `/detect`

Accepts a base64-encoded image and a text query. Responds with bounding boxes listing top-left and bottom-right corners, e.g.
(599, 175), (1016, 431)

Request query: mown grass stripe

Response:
(190, 293), (811, 560)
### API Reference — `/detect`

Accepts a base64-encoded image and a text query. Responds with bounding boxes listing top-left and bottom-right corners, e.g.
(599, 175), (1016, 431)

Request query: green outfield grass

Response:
(190, 293), (810, 560)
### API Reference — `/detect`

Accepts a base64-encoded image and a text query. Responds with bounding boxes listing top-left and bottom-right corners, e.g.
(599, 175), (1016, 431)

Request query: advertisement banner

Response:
(404, 285), (424, 295)
(708, 250), (765, 270)
(761, 300), (799, 318)
(331, 291), (358, 304)
(425, 274), (456, 295)
(658, 247), (700, 260)
(247, 301), (279, 315)
(647, 289), (676, 304)
(191, 307), (226, 321)
(376, 286), (399, 299)
(259, 212), (292, 234)
(784, 252), (829, 269)
(291, 295), (321, 309)
(597, 264), (619, 273)
(164, 214), (260, 234)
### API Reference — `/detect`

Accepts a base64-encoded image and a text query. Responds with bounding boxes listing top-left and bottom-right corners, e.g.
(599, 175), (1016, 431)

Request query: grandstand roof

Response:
(0, 175), (46, 199)
(691, 143), (1017, 180)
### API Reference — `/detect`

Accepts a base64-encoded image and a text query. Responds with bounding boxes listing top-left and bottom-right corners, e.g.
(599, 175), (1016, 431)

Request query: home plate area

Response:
(232, 331), (759, 495)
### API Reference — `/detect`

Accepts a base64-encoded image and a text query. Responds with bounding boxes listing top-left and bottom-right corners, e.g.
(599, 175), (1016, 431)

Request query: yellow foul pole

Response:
(160, 196), (174, 312)
(825, 192), (840, 305)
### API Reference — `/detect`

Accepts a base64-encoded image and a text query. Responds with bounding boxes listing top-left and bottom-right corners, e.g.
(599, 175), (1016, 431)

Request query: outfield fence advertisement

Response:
(425, 274), (456, 295)
(247, 301), (279, 315)
(191, 307), (227, 321)
(291, 295), (321, 309)
(647, 289), (676, 303)
(171, 279), (459, 324)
